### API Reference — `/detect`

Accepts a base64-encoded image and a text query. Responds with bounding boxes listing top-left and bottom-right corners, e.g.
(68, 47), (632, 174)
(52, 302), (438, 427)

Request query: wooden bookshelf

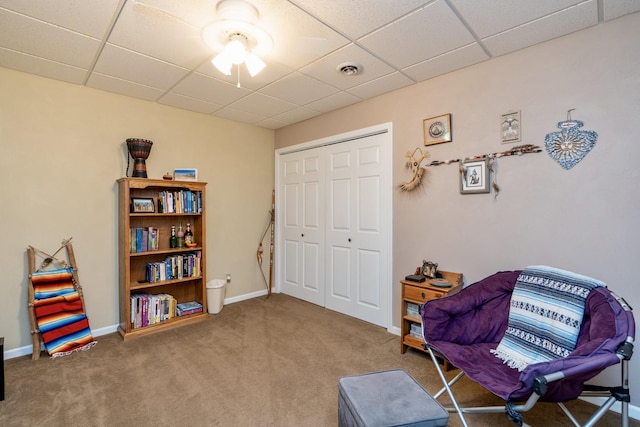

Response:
(117, 178), (208, 339)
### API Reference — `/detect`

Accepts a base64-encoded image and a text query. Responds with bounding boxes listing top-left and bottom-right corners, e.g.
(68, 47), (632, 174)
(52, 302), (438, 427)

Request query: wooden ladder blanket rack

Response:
(27, 238), (96, 360)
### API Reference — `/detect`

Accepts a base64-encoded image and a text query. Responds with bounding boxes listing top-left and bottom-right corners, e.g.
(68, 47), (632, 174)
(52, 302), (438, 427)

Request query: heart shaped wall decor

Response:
(544, 119), (598, 170)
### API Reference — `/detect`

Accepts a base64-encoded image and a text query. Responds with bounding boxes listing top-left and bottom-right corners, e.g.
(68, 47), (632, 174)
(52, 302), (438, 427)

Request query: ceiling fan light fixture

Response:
(245, 52), (266, 77)
(203, 0), (273, 78)
(212, 51), (233, 75)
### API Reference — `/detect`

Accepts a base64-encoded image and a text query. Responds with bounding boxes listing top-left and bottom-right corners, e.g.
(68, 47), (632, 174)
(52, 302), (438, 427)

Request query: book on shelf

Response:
(157, 190), (203, 214)
(130, 293), (177, 329)
(145, 251), (202, 283)
(130, 227), (160, 253)
(176, 301), (202, 316)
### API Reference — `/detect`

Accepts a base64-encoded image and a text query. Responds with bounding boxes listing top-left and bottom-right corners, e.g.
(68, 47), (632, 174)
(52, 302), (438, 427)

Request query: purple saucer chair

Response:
(421, 268), (635, 427)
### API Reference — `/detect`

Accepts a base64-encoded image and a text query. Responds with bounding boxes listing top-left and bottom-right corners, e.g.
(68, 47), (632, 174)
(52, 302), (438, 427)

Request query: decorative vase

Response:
(126, 138), (153, 178)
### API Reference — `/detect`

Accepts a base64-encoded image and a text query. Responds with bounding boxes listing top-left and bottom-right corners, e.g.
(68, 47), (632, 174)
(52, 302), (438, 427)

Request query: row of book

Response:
(157, 190), (202, 214)
(130, 293), (203, 329)
(130, 227), (160, 253)
(145, 251), (201, 283)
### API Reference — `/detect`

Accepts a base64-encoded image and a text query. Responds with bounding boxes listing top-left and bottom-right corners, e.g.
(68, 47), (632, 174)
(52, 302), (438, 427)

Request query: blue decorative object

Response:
(544, 110), (598, 170)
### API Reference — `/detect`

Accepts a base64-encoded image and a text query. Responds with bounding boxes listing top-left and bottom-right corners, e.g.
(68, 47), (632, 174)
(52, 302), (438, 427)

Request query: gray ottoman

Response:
(338, 369), (448, 427)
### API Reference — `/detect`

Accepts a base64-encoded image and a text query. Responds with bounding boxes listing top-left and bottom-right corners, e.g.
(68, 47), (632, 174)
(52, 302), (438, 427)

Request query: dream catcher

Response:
(544, 109), (598, 170)
(400, 147), (429, 192)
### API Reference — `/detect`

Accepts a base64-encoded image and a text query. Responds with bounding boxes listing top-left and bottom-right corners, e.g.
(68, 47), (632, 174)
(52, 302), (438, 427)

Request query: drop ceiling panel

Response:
(261, 71), (339, 105)
(0, 47), (87, 84)
(403, 43), (489, 82)
(0, 8), (100, 69)
(256, 0), (350, 69)
(346, 72), (414, 100)
(255, 117), (288, 129)
(94, 44), (190, 90)
(108, 1), (211, 68)
(482, 1), (598, 58)
(358, 1), (475, 69)
(0, 0), (121, 38)
(213, 106), (266, 124)
(273, 107), (322, 125)
(158, 92), (221, 114)
(135, 0), (218, 29)
(289, 0), (432, 39)
(304, 91), (362, 113)
(0, 0), (637, 130)
(603, 0), (640, 20)
(301, 44), (396, 90)
(87, 73), (166, 101)
(171, 72), (251, 104)
(229, 92), (297, 117)
(450, 0), (586, 38)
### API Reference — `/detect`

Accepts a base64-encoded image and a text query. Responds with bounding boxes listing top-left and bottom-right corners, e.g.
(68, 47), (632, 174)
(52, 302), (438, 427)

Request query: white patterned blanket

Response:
(491, 265), (605, 371)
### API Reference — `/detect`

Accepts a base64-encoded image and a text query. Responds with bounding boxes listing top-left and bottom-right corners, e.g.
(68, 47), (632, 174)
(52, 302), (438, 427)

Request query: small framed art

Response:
(131, 197), (155, 213)
(460, 159), (490, 194)
(501, 111), (521, 144)
(174, 168), (198, 181)
(423, 114), (452, 146)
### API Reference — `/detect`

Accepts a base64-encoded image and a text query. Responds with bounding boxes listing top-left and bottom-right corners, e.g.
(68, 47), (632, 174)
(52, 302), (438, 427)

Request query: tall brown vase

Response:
(126, 138), (153, 178)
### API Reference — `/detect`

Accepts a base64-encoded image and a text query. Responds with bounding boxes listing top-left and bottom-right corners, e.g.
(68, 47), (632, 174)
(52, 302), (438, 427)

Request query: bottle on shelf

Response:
(185, 223), (193, 246)
(170, 225), (177, 248)
(177, 223), (185, 248)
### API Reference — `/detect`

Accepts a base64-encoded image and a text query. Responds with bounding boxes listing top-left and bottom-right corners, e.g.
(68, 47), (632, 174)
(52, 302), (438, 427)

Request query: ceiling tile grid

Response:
(0, 0), (638, 130)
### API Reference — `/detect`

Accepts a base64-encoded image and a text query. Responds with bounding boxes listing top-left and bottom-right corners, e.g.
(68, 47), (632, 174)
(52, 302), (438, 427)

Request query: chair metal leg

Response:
(427, 346), (470, 427)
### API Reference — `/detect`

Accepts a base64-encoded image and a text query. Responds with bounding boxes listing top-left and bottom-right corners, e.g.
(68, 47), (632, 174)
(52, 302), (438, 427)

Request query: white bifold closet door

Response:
(279, 128), (391, 328)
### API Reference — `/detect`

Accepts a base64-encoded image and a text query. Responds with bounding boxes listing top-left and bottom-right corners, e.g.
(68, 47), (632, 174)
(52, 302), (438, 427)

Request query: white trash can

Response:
(206, 279), (226, 314)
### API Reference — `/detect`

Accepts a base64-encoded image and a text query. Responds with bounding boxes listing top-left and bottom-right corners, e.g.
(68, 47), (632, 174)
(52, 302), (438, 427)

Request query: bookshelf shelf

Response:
(117, 178), (208, 340)
(129, 275), (203, 291)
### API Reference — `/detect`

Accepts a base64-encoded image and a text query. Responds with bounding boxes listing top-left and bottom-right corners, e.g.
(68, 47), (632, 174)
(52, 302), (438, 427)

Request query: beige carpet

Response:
(1, 294), (636, 427)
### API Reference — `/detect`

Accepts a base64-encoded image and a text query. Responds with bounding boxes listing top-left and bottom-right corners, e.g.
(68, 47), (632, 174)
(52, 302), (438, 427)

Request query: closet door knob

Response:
(301, 234), (304, 237)
(348, 238), (351, 242)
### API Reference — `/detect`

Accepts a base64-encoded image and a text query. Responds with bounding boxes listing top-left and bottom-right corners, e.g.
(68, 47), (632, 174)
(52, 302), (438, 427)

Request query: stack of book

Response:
(177, 301), (203, 316)
(130, 227), (159, 253)
(145, 251), (201, 283)
(157, 190), (202, 214)
(130, 293), (177, 329)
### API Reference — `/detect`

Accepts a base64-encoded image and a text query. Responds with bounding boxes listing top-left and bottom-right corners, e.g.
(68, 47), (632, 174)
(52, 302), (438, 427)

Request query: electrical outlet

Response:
(226, 273), (231, 283)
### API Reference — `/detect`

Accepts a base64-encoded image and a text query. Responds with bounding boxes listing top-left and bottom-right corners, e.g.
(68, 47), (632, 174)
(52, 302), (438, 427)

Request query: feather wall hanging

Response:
(400, 147), (429, 191)
(544, 109), (598, 170)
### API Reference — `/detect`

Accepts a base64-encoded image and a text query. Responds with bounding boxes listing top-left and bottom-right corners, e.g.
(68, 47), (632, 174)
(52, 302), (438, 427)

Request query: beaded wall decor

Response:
(544, 109), (598, 170)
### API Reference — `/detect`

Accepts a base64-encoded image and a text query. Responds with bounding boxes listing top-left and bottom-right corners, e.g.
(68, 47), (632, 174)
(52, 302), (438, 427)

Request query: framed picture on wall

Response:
(424, 114), (452, 146)
(501, 111), (521, 144)
(460, 159), (490, 194)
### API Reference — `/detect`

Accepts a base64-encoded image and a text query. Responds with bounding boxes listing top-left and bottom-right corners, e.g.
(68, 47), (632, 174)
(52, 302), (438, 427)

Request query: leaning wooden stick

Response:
(268, 189), (275, 297)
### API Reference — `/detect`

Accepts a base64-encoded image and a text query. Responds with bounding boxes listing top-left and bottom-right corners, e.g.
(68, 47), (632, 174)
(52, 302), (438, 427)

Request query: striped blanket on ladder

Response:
(31, 267), (96, 358)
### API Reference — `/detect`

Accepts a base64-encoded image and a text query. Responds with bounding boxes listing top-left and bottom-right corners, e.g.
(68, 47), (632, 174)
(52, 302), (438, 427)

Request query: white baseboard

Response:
(3, 291), (269, 360)
(580, 397), (639, 421)
(4, 323), (119, 360)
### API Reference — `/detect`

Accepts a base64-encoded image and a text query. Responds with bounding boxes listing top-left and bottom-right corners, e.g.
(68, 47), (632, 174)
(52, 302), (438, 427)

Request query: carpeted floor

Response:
(1, 293), (636, 426)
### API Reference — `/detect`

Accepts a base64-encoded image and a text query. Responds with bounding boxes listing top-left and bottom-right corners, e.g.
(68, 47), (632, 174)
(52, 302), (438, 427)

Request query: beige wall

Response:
(276, 12), (640, 406)
(0, 68), (275, 351)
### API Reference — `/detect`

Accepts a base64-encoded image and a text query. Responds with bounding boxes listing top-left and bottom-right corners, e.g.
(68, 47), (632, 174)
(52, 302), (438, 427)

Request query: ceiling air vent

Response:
(337, 62), (361, 76)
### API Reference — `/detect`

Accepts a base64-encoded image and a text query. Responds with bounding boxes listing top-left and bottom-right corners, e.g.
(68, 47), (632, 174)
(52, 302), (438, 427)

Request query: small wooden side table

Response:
(400, 271), (463, 369)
